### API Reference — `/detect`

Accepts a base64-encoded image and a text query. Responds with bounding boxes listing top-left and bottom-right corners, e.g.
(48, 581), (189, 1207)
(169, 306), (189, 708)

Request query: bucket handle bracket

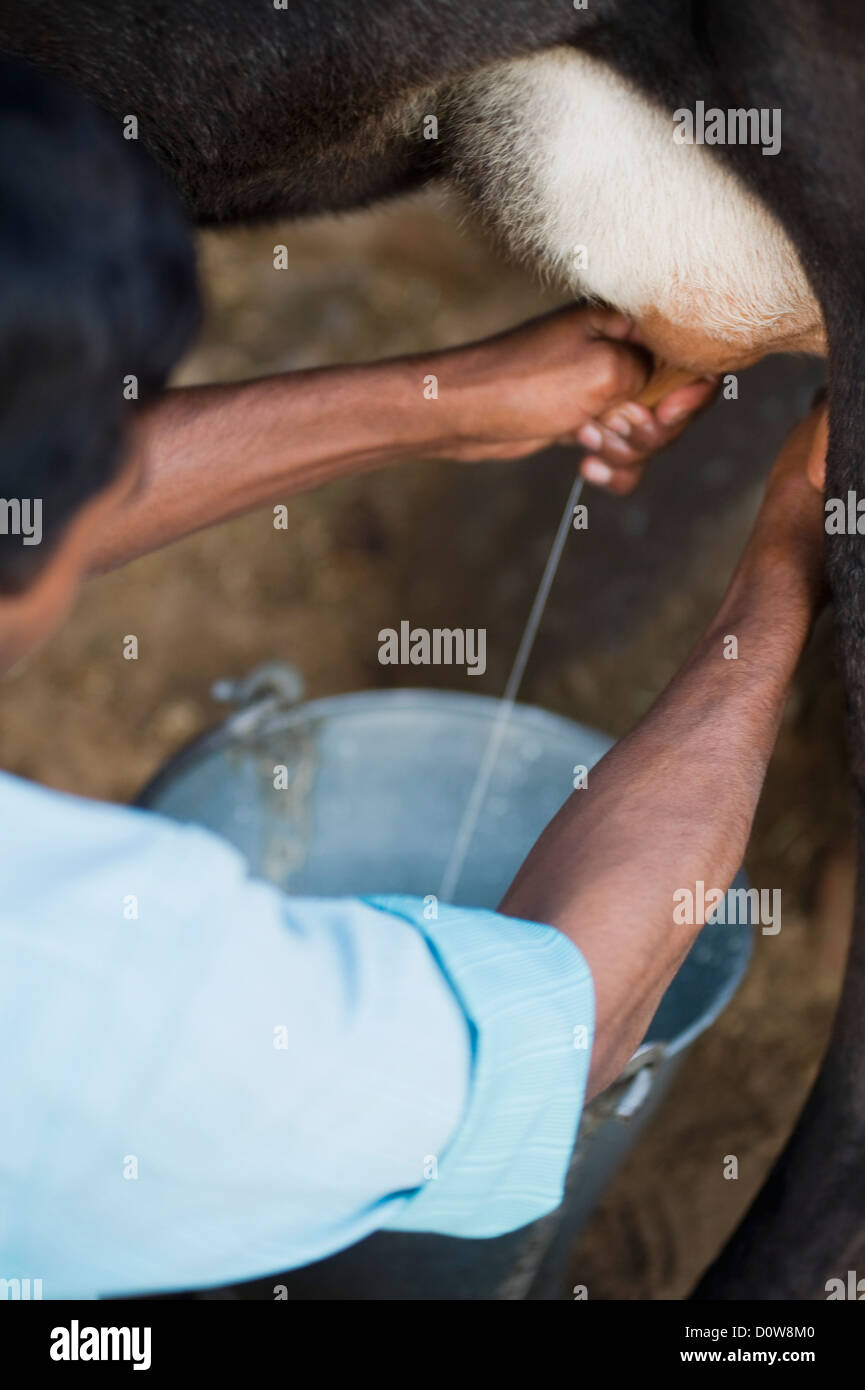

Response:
(211, 661), (306, 738)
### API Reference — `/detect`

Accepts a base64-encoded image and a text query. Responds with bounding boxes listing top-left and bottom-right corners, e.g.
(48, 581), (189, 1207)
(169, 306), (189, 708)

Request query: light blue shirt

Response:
(0, 769), (594, 1298)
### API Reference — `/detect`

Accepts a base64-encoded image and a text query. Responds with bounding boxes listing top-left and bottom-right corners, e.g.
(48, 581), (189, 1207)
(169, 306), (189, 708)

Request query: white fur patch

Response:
(445, 47), (818, 345)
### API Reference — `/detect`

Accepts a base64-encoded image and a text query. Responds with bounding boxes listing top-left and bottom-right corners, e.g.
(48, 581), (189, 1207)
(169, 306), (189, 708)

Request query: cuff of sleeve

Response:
(363, 894), (595, 1239)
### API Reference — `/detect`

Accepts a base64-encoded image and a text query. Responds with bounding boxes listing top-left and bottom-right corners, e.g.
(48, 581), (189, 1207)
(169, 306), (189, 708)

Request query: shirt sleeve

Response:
(364, 894), (595, 1239)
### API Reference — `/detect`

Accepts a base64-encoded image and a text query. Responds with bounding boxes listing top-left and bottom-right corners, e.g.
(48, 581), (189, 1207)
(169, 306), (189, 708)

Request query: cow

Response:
(2, 0), (863, 1300)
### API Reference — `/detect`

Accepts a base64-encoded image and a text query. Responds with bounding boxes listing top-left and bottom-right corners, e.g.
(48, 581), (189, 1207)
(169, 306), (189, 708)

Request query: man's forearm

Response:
(500, 541), (821, 1097)
(87, 362), (429, 574)
(84, 307), (659, 576)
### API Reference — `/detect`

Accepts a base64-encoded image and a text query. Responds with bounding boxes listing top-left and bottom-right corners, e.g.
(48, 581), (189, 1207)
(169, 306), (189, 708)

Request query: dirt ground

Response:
(1, 189), (852, 1298)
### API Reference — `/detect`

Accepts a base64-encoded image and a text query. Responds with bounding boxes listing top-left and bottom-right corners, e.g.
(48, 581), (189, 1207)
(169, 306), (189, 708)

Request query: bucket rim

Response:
(136, 685), (616, 808)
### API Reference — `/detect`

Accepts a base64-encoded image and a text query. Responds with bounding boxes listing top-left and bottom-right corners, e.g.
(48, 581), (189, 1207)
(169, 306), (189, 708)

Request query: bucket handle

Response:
(608, 1041), (668, 1121)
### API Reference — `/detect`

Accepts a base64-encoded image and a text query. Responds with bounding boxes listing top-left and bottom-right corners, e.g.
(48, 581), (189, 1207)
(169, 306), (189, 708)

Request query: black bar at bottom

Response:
(4, 1297), (858, 1376)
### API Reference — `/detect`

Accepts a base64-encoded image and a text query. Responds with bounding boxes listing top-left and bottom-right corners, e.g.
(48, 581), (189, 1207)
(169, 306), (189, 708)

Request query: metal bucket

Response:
(138, 663), (752, 1300)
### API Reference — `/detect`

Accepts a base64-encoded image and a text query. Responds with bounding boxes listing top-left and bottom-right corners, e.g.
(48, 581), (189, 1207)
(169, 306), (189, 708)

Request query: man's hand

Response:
(739, 399), (828, 613)
(576, 370), (719, 494)
(752, 400), (827, 541)
(425, 304), (714, 467)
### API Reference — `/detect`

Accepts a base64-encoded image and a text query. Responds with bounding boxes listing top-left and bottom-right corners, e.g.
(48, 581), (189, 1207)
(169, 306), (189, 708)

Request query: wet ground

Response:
(1, 189), (851, 1298)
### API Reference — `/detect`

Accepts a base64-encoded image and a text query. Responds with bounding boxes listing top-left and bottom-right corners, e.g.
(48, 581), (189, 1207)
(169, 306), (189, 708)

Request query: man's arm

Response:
(85, 306), (712, 574)
(500, 407), (828, 1097)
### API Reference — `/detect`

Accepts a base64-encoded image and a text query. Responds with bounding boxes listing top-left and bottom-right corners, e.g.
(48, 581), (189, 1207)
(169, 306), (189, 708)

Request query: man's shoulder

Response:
(0, 768), (248, 926)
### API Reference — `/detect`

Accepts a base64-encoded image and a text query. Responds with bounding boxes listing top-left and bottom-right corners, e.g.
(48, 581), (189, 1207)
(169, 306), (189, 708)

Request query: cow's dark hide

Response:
(3, 0), (865, 1300)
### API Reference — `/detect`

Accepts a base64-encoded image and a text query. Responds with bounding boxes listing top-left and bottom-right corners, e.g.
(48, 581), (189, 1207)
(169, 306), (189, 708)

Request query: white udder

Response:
(445, 47), (820, 350)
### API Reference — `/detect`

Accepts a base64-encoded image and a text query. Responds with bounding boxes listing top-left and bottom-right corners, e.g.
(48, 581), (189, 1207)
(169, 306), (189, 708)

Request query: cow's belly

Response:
(444, 47), (825, 374)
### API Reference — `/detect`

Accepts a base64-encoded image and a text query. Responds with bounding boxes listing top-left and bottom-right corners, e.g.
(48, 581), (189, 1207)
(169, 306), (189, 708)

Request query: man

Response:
(0, 64), (826, 1297)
